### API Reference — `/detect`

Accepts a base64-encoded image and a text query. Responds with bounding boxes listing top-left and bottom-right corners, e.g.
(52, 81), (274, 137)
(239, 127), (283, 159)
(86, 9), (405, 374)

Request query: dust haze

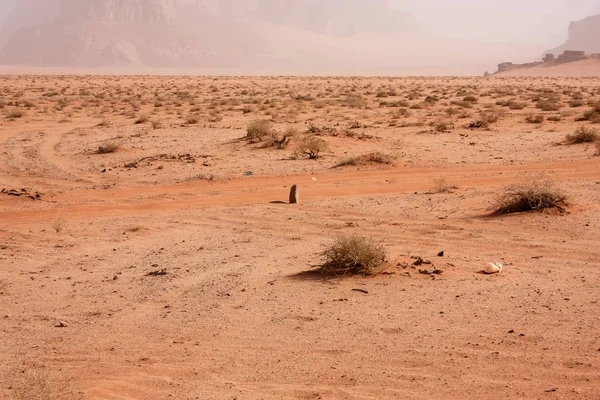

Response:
(0, 0), (598, 75)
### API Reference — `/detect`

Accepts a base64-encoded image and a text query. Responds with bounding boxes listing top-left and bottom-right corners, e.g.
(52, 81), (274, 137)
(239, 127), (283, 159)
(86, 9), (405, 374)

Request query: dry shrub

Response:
(537, 98), (561, 112)
(317, 234), (387, 275)
(431, 178), (458, 193)
(186, 114), (200, 125)
(508, 101), (527, 110)
(525, 113), (545, 124)
(151, 119), (163, 129)
(335, 152), (397, 167)
(246, 119), (273, 143)
(343, 96), (366, 108)
(594, 142), (600, 156)
(565, 126), (598, 144)
(6, 109), (24, 119)
(493, 178), (567, 214)
(96, 140), (122, 154)
(51, 217), (66, 233)
(293, 135), (328, 159)
(581, 102), (600, 123)
(265, 127), (298, 149)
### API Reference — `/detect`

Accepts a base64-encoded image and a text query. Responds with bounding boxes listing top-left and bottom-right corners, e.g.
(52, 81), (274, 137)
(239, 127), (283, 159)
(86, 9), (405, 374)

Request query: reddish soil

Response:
(0, 76), (599, 399)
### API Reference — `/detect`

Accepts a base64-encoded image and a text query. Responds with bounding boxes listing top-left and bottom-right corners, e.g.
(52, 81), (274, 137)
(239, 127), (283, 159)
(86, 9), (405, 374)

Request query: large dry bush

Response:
(565, 126), (598, 144)
(246, 119), (273, 143)
(293, 135), (328, 159)
(581, 102), (600, 123)
(318, 234), (387, 275)
(96, 140), (122, 154)
(265, 127), (298, 149)
(493, 178), (567, 213)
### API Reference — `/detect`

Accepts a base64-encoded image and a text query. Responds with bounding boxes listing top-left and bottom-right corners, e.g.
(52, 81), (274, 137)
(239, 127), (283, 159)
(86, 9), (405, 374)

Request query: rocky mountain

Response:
(545, 14), (600, 57)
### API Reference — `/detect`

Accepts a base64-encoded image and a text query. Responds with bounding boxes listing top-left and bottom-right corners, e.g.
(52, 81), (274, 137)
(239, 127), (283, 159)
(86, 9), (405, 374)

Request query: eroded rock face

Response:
(546, 14), (600, 56)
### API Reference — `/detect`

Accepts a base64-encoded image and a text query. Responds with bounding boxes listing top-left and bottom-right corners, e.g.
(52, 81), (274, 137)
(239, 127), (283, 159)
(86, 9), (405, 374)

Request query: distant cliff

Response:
(545, 14), (600, 57)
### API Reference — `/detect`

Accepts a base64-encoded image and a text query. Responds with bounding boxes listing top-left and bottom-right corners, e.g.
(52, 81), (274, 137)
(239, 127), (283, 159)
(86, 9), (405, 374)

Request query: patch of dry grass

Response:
(493, 178), (567, 214)
(317, 234), (387, 275)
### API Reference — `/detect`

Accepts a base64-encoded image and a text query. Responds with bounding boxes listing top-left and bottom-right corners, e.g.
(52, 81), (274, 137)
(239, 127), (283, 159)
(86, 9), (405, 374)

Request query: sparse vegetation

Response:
(431, 178), (458, 193)
(293, 135), (328, 159)
(51, 217), (66, 233)
(6, 109), (24, 119)
(246, 119), (273, 143)
(335, 152), (397, 167)
(317, 234), (387, 275)
(493, 178), (567, 213)
(565, 126), (598, 144)
(135, 114), (149, 124)
(581, 102), (600, 123)
(525, 113), (545, 124)
(265, 127), (298, 149)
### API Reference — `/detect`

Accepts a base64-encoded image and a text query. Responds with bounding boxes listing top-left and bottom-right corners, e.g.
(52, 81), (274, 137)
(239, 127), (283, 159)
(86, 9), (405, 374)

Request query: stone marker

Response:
(289, 184), (299, 204)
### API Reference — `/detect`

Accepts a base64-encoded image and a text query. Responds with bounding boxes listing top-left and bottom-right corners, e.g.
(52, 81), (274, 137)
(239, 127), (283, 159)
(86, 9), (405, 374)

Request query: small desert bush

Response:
(547, 115), (562, 122)
(581, 102), (600, 123)
(186, 114), (200, 125)
(151, 119), (163, 129)
(134, 114), (149, 124)
(537, 98), (561, 112)
(493, 179), (567, 213)
(293, 135), (328, 159)
(335, 152), (397, 167)
(265, 127), (298, 149)
(6, 109), (24, 119)
(508, 101), (527, 110)
(594, 142), (600, 156)
(96, 140), (122, 154)
(569, 99), (585, 108)
(565, 126), (598, 144)
(432, 120), (452, 133)
(431, 178), (458, 193)
(317, 234), (387, 275)
(246, 119), (273, 143)
(525, 113), (545, 124)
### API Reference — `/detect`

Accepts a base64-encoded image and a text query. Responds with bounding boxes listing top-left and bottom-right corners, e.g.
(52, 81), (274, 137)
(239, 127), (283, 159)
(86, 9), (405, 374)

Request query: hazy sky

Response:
(391, 0), (600, 46)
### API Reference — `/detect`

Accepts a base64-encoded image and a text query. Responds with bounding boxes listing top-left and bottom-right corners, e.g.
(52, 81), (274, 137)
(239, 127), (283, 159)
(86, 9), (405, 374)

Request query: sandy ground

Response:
(1, 75), (599, 399)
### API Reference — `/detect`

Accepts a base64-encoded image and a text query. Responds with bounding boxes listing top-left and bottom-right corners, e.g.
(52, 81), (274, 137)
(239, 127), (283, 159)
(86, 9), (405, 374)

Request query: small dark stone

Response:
(437, 251), (444, 257)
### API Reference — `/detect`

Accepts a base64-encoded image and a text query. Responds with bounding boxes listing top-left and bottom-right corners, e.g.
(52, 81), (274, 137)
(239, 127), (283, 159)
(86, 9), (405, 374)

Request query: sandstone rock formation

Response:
(545, 14), (600, 57)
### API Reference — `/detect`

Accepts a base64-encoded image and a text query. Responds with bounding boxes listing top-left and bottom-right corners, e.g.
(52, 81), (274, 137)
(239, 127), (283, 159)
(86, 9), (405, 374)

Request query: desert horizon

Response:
(1, 1), (600, 400)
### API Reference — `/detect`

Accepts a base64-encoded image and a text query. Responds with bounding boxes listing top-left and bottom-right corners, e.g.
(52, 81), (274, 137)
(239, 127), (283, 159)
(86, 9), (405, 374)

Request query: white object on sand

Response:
(484, 262), (503, 274)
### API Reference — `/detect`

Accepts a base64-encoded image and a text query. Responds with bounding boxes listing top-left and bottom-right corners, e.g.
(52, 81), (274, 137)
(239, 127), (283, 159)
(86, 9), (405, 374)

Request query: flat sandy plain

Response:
(0, 75), (599, 399)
